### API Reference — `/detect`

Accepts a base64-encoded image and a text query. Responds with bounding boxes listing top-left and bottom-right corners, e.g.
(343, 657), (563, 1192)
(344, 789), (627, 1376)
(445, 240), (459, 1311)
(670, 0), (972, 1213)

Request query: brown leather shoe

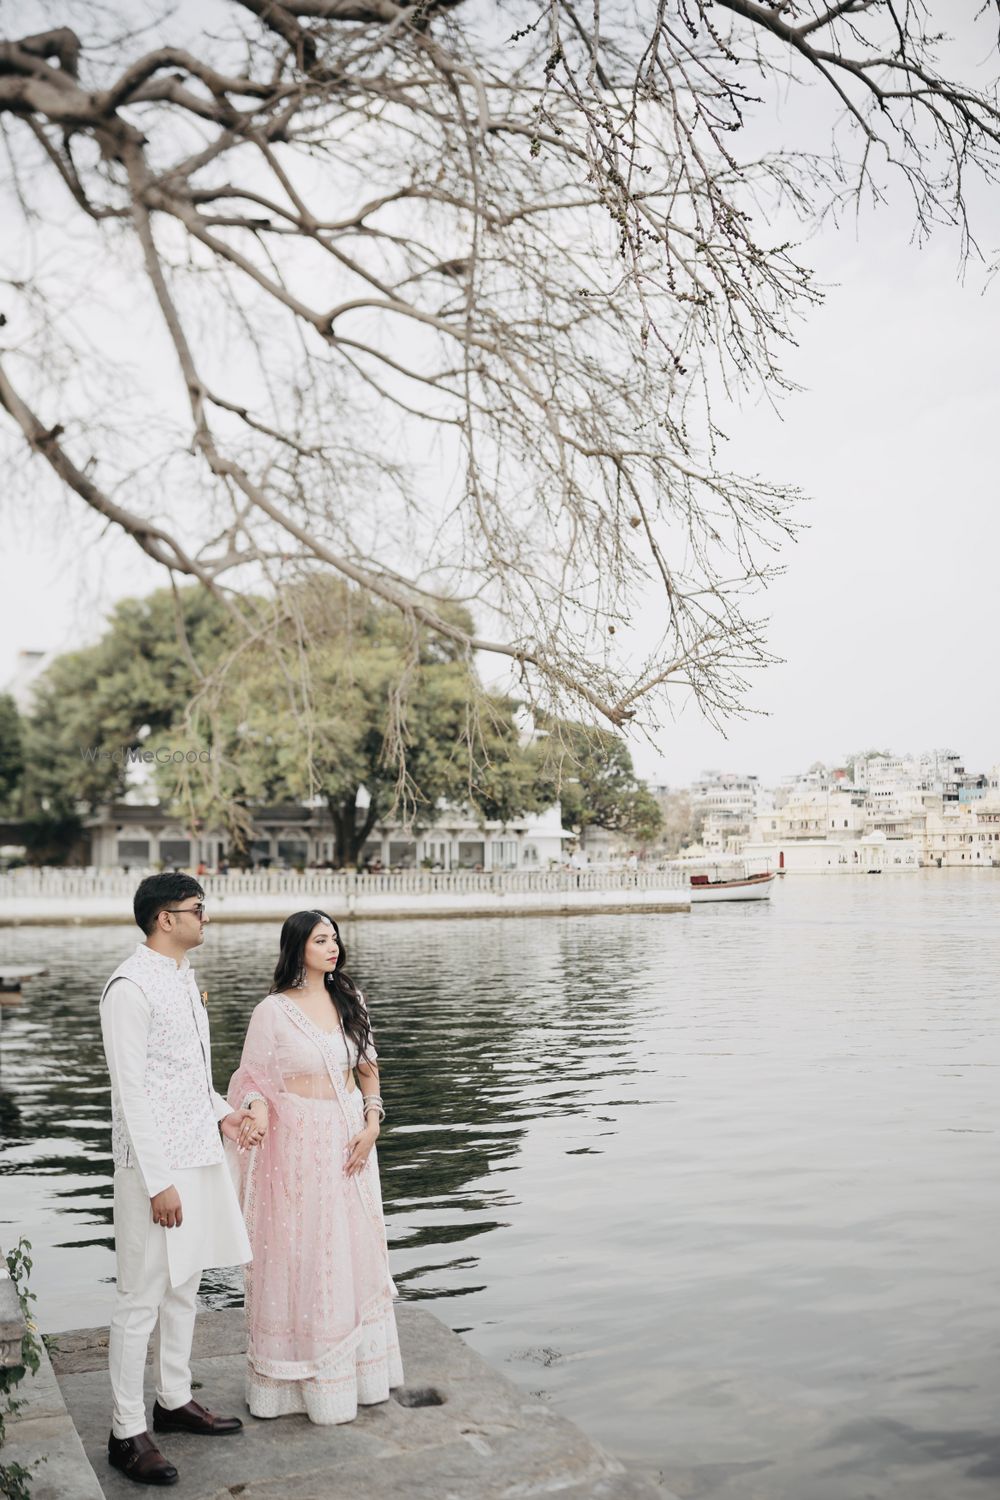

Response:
(108, 1431), (179, 1486)
(152, 1398), (243, 1436)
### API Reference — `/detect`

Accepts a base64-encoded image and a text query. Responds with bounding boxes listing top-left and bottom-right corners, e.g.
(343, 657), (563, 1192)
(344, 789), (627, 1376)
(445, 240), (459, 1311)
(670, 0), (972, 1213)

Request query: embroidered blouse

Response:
(240, 992), (374, 1106)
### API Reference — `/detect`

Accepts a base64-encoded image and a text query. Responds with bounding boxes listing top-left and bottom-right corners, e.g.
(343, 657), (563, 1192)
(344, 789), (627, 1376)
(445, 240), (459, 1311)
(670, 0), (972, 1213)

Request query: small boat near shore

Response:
(673, 857), (775, 903)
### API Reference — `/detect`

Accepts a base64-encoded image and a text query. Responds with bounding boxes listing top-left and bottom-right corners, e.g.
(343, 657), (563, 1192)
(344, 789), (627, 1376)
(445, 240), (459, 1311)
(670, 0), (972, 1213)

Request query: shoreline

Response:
(0, 892), (691, 926)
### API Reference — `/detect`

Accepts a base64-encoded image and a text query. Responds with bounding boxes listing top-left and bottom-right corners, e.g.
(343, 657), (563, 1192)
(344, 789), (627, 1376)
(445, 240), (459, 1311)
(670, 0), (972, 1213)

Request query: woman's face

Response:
(302, 919), (340, 977)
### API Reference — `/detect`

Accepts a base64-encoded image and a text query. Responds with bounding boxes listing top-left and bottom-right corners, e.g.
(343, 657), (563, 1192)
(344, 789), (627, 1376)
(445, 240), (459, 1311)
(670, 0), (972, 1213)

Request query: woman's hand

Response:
(222, 1106), (266, 1153)
(344, 1123), (379, 1177)
(246, 1099), (269, 1147)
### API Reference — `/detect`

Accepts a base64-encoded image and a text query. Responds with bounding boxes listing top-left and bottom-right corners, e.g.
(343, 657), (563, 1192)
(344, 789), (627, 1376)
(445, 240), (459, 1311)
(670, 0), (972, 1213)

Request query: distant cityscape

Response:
(651, 750), (1000, 872)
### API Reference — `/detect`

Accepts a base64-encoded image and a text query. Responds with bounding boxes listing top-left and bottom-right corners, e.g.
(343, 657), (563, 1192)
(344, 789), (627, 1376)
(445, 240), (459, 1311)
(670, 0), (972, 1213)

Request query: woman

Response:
(227, 909), (403, 1423)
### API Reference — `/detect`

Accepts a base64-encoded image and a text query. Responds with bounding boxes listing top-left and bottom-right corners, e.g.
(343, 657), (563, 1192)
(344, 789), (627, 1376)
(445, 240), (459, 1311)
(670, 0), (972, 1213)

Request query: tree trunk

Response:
(328, 792), (379, 869)
(349, 798), (379, 869)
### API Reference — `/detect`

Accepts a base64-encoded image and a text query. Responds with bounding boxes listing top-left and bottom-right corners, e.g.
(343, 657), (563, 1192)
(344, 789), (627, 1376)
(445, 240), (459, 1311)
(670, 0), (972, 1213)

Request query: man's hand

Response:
(151, 1186), (183, 1228)
(220, 1108), (261, 1152)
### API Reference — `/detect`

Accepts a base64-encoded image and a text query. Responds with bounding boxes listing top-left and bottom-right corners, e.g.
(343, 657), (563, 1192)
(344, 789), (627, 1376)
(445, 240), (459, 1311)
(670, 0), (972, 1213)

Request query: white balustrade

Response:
(0, 866), (684, 900)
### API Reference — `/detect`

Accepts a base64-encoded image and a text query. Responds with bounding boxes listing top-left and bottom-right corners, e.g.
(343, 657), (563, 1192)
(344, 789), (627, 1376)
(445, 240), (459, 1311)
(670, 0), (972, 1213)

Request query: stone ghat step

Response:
(50, 1305), (674, 1500)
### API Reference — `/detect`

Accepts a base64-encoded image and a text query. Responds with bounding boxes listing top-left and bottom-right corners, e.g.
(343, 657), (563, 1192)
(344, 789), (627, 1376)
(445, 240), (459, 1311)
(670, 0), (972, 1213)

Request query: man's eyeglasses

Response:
(163, 903), (206, 919)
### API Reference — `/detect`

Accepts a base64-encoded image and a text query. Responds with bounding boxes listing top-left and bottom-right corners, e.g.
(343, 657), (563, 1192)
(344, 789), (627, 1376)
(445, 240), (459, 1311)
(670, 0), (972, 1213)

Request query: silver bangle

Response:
(362, 1094), (385, 1123)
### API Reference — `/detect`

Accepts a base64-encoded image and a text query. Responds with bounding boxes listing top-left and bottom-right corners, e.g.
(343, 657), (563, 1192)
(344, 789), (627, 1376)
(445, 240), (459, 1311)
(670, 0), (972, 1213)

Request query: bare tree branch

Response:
(1, 0), (997, 754)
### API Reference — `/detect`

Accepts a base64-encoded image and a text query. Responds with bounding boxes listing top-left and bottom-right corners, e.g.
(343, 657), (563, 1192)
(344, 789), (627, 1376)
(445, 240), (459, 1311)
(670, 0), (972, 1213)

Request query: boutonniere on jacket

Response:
(201, 990), (209, 1007)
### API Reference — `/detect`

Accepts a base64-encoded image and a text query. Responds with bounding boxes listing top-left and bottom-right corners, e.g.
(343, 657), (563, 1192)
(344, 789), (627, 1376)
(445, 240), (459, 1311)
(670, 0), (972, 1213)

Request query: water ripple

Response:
(1, 874), (998, 1497)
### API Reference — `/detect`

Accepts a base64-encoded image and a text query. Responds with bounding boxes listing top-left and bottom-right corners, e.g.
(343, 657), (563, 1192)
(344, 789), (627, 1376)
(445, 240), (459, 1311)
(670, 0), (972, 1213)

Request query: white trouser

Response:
(109, 1175), (200, 1439)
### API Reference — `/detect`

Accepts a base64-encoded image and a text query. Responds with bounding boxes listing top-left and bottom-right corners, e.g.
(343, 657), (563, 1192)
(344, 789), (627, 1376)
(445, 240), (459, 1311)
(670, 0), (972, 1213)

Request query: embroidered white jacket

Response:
(100, 943), (231, 1197)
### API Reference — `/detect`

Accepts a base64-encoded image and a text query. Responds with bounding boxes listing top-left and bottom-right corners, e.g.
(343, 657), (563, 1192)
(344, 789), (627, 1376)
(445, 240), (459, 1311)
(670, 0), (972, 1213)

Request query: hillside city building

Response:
(730, 754), (1000, 872)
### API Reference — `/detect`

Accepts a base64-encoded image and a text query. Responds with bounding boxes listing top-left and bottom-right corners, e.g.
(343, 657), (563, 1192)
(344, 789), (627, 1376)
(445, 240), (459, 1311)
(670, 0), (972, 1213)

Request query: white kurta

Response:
(102, 968), (251, 1288)
(113, 1160), (250, 1293)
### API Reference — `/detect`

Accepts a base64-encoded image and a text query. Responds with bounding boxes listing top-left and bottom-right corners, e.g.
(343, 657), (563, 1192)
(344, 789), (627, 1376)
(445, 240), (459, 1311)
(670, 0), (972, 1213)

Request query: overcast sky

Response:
(631, 204), (1000, 786)
(3, 13), (999, 789)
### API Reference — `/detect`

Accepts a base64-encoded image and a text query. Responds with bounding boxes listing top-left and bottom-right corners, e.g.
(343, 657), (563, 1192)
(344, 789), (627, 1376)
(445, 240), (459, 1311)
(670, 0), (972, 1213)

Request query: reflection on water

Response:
(1, 874), (998, 1499)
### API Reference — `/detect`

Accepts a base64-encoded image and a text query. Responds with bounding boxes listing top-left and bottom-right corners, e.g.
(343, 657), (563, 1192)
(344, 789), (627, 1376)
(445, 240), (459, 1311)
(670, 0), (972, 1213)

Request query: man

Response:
(100, 872), (259, 1486)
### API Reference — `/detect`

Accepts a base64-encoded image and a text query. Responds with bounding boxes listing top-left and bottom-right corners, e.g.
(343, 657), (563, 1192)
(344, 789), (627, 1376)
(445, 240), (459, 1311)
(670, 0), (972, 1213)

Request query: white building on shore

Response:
(687, 770), (772, 854)
(84, 798), (574, 873)
(742, 781), (918, 873)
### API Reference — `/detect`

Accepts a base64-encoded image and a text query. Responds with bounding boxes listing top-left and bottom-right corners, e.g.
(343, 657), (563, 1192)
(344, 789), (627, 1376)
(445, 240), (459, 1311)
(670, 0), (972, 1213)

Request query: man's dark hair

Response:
(133, 872), (205, 935)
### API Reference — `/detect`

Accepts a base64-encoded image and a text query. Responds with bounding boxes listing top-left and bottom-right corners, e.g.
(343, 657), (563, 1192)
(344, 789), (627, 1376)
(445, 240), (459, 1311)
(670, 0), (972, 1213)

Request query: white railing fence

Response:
(0, 866), (685, 900)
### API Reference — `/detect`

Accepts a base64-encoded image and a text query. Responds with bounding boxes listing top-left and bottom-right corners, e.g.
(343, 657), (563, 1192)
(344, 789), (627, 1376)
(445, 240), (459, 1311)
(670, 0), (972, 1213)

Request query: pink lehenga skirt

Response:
(240, 1088), (403, 1424)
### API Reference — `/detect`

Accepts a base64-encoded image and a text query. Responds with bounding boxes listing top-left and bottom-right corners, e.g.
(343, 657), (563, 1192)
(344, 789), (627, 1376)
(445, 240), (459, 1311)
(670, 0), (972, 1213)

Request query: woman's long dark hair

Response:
(271, 910), (374, 1066)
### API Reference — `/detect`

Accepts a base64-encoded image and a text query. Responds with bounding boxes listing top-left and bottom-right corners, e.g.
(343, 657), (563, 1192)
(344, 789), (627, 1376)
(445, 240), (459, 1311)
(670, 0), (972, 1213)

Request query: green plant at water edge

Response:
(0, 1239), (46, 1500)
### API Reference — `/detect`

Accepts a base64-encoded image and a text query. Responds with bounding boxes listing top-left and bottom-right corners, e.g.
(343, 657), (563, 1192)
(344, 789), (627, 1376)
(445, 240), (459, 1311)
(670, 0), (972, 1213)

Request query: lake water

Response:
(1, 873), (998, 1499)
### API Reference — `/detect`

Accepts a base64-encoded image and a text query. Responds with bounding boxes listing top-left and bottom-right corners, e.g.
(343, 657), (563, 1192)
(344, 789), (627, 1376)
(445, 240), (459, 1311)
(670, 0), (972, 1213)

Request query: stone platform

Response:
(45, 1306), (672, 1499)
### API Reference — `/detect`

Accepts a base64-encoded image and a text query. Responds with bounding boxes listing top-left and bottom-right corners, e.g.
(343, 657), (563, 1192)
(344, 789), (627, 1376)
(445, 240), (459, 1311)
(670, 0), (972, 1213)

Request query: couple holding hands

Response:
(99, 873), (402, 1486)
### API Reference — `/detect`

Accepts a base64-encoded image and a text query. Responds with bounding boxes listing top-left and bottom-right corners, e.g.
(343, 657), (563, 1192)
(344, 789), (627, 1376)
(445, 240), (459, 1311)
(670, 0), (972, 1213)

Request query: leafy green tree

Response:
(18, 809), (85, 867)
(26, 579), (548, 866)
(533, 721), (663, 846)
(198, 582), (546, 866)
(0, 693), (25, 810)
(620, 786), (664, 849)
(21, 588), (240, 816)
(653, 789), (706, 858)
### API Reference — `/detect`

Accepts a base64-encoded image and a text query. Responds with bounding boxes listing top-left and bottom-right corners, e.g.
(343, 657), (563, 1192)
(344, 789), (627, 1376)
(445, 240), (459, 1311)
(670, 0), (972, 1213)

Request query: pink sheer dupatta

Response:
(227, 994), (399, 1386)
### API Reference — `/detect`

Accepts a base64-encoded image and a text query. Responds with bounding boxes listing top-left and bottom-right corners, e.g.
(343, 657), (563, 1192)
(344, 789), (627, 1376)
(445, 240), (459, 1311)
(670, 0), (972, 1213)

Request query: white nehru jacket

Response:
(100, 943), (230, 1197)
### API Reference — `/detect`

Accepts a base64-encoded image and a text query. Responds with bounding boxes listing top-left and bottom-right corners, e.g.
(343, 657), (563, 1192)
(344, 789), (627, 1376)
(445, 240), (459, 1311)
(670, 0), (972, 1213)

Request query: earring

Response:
(293, 965), (306, 989)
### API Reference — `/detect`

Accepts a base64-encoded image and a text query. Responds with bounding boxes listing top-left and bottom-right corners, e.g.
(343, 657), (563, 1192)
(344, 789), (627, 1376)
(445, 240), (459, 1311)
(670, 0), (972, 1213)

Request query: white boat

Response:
(676, 857), (775, 903)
